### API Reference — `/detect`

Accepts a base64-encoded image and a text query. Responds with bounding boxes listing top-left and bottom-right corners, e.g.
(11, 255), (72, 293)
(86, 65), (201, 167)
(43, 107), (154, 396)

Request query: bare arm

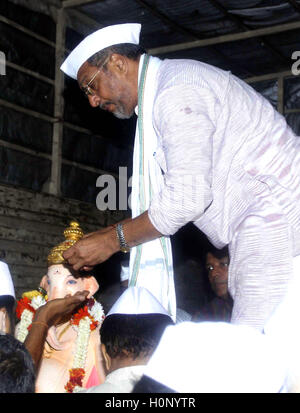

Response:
(63, 211), (162, 271)
(24, 290), (89, 371)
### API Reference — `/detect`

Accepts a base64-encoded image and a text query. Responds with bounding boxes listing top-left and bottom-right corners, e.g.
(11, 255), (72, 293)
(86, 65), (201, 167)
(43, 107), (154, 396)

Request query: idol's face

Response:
(45, 264), (87, 300)
(206, 253), (229, 299)
(77, 56), (137, 120)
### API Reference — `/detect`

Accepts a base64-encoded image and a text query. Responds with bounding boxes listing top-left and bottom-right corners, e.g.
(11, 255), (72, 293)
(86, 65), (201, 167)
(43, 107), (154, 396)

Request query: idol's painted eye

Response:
(47, 278), (51, 285)
(67, 279), (77, 285)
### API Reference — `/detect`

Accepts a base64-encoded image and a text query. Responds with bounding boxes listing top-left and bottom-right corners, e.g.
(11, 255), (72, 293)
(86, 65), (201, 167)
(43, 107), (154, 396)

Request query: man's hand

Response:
(62, 226), (119, 272)
(24, 291), (89, 371)
(63, 213), (161, 273)
(34, 290), (89, 327)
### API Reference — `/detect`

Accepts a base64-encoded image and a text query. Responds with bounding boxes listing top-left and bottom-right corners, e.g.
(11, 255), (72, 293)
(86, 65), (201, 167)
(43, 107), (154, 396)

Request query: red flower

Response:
(71, 306), (90, 326)
(70, 304), (99, 331)
(90, 321), (98, 331)
(65, 368), (85, 393)
(16, 297), (35, 320)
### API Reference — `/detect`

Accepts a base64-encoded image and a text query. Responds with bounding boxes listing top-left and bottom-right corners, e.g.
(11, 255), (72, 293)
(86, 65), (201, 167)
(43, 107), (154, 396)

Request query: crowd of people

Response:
(1, 233), (300, 394)
(1, 20), (300, 393)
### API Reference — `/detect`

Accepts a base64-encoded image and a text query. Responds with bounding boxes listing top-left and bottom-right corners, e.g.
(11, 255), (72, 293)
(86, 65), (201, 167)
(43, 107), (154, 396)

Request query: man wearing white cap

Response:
(0, 261), (16, 334)
(134, 260), (300, 394)
(82, 286), (174, 393)
(61, 23), (300, 332)
(133, 321), (289, 393)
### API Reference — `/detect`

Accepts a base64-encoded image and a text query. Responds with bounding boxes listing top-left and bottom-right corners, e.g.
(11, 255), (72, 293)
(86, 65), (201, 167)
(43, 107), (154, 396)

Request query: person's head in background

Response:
(205, 246), (230, 300)
(0, 261), (16, 334)
(0, 333), (35, 393)
(100, 287), (174, 375)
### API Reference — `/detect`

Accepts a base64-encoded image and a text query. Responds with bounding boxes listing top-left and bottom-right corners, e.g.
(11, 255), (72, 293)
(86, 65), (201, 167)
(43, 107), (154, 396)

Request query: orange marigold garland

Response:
(65, 368), (85, 393)
(15, 291), (47, 342)
(16, 296), (35, 320)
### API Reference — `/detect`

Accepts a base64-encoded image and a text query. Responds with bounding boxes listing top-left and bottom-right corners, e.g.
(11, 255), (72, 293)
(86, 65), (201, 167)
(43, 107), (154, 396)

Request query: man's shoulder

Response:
(153, 57), (230, 111)
(156, 57), (230, 89)
(83, 365), (145, 393)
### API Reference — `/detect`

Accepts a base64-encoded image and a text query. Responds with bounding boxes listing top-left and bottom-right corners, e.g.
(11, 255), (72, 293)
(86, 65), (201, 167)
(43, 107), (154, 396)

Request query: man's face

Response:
(77, 58), (137, 120)
(206, 253), (229, 299)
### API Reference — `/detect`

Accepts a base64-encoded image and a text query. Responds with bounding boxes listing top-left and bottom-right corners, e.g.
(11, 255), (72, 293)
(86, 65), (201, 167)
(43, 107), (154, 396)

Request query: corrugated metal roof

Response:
(69, 0), (300, 78)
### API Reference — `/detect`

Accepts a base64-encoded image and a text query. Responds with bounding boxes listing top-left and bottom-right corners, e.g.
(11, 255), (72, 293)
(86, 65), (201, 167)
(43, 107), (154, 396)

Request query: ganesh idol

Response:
(15, 221), (106, 393)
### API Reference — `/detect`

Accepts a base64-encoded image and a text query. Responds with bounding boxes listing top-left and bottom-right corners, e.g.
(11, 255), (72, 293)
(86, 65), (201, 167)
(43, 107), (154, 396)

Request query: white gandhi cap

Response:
(60, 23), (141, 80)
(0, 261), (15, 298)
(143, 321), (288, 393)
(107, 286), (171, 318)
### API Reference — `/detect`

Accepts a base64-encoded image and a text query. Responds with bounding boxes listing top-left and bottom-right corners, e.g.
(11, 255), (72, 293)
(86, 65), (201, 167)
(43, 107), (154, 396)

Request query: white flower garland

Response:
(71, 318), (92, 393)
(66, 299), (105, 392)
(73, 317), (91, 369)
(17, 309), (34, 343)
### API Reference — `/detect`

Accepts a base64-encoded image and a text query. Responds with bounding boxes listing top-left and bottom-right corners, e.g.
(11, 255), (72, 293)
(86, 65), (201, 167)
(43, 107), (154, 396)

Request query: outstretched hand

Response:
(24, 291), (89, 372)
(34, 290), (89, 327)
(62, 226), (119, 272)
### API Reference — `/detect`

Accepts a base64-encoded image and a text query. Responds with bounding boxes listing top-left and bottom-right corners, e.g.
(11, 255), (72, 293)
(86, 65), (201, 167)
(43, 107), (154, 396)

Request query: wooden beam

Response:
(134, 0), (200, 40)
(0, 98), (55, 123)
(135, 0), (254, 77)
(0, 139), (52, 160)
(62, 0), (100, 8)
(148, 20), (300, 55)
(286, 0), (300, 14)
(6, 61), (54, 85)
(207, 0), (291, 67)
(64, 121), (101, 135)
(0, 15), (55, 48)
(62, 159), (119, 178)
(48, 8), (66, 197)
(245, 70), (293, 83)
(0, 97), (108, 141)
(285, 108), (300, 113)
(66, 8), (103, 34)
(0, 138), (117, 177)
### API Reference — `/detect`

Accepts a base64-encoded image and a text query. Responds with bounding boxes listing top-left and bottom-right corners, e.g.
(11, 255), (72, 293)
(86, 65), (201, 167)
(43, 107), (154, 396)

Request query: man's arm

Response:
(24, 290), (89, 371)
(148, 85), (215, 236)
(63, 211), (161, 272)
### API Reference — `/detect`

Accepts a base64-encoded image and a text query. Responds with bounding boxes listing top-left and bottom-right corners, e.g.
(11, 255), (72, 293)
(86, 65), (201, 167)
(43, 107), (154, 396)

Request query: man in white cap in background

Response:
(82, 286), (174, 393)
(61, 23), (300, 332)
(0, 261), (16, 334)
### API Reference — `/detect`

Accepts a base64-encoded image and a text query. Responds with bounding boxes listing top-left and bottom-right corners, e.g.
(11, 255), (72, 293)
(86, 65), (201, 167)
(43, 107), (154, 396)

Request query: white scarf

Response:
(128, 55), (176, 322)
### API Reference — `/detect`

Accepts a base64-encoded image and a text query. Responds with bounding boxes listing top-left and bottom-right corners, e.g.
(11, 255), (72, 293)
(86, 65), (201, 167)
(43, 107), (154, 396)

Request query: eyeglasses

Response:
(82, 69), (101, 97)
(81, 56), (109, 98)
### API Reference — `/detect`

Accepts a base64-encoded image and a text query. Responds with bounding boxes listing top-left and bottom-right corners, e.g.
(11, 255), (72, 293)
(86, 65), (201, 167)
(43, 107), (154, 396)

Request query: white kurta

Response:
(147, 58), (300, 331)
(82, 365), (145, 393)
